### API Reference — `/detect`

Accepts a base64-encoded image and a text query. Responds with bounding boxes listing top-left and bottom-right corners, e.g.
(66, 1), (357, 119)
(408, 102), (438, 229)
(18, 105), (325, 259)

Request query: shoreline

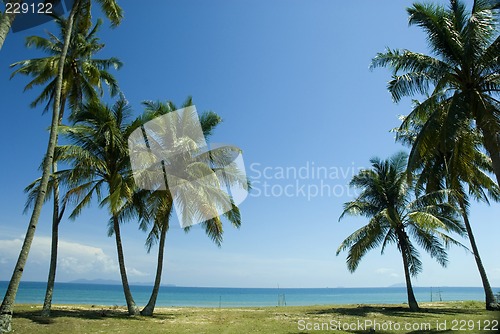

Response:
(12, 299), (493, 309)
(11, 299), (491, 309)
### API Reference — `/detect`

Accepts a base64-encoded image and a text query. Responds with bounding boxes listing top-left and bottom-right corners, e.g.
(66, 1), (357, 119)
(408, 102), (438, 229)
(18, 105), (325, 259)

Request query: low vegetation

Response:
(11, 301), (500, 334)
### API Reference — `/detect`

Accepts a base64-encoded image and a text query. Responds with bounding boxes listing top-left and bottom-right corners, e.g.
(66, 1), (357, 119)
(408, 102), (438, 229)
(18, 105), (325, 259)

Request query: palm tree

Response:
(56, 97), (139, 315)
(371, 0), (500, 187)
(0, 1), (122, 331)
(11, 16), (121, 116)
(11, 16), (121, 317)
(337, 152), (466, 311)
(135, 99), (247, 316)
(0, 2), (82, 331)
(395, 108), (500, 310)
(0, 0), (22, 50)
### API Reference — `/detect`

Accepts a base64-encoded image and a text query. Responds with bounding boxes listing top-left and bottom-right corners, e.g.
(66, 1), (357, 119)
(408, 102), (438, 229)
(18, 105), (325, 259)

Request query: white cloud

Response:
(126, 267), (149, 277)
(0, 236), (149, 280)
(375, 267), (400, 278)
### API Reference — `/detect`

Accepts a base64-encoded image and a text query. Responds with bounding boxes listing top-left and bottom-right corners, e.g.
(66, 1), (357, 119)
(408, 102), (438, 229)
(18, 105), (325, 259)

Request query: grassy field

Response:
(9, 301), (500, 333)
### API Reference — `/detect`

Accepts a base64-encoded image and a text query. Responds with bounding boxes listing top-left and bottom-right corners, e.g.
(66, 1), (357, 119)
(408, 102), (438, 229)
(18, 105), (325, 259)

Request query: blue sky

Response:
(0, 0), (499, 289)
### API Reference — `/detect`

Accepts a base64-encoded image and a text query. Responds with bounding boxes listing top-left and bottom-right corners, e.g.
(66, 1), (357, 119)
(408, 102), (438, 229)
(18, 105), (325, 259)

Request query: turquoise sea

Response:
(0, 281), (496, 307)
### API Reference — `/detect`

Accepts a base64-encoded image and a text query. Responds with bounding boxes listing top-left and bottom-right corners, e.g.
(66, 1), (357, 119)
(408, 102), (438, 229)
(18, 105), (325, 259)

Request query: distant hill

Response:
(68, 279), (121, 285)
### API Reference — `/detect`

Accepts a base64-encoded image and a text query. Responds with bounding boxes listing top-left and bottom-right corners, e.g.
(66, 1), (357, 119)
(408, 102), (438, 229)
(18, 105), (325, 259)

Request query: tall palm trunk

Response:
(0, 1), (81, 332)
(140, 130), (171, 316)
(0, 0), (21, 50)
(112, 216), (139, 316)
(401, 251), (419, 311)
(141, 224), (167, 316)
(398, 230), (419, 311)
(458, 200), (499, 310)
(480, 129), (500, 189)
(41, 102), (67, 317)
(41, 161), (62, 317)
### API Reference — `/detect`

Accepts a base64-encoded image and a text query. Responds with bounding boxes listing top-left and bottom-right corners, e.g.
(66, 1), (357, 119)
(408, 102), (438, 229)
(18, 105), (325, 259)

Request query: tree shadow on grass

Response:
(308, 305), (488, 319)
(13, 306), (177, 325)
(303, 305), (499, 333)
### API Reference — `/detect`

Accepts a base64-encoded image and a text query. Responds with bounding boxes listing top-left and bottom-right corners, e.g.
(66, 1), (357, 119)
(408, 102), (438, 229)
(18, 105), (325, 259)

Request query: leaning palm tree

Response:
(395, 107), (500, 310)
(133, 98), (247, 316)
(371, 0), (500, 187)
(0, 2), (82, 331)
(0, 0), (122, 331)
(11, 15), (121, 317)
(55, 97), (139, 316)
(337, 151), (466, 311)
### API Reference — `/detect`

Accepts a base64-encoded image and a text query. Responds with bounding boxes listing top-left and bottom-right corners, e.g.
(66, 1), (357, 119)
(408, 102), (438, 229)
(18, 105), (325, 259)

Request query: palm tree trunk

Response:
(0, 0), (21, 50)
(0, 1), (81, 332)
(112, 215), (139, 316)
(41, 161), (61, 317)
(401, 251), (419, 311)
(459, 201), (499, 310)
(141, 225), (167, 316)
(478, 120), (500, 188)
(41, 99), (67, 318)
(397, 231), (419, 311)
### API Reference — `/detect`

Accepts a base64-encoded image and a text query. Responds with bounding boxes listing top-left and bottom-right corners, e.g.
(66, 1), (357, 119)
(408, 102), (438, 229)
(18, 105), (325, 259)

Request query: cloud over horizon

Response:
(0, 235), (150, 282)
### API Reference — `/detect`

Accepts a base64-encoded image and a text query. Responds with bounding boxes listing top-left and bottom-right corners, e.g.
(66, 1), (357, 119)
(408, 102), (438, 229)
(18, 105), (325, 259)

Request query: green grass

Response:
(10, 301), (500, 333)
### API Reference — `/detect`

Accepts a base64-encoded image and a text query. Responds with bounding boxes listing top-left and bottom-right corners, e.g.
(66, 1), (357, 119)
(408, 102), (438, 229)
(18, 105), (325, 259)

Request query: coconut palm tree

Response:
(54, 97), (139, 316)
(11, 16), (121, 317)
(395, 106), (500, 310)
(0, 2), (83, 331)
(0, 1), (122, 331)
(134, 99), (247, 316)
(337, 151), (466, 311)
(10, 16), (121, 116)
(371, 0), (500, 187)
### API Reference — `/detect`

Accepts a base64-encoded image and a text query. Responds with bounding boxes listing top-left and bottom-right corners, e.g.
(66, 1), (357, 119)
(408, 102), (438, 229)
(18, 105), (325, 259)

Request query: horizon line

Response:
(1, 280), (497, 290)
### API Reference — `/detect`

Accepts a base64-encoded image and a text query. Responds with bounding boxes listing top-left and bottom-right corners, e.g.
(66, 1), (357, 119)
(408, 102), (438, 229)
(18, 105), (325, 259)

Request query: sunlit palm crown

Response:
(337, 152), (466, 276)
(371, 0), (500, 181)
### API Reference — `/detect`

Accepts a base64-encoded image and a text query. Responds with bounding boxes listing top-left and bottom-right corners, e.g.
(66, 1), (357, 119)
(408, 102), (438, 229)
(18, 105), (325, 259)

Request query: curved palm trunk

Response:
(0, 0), (21, 50)
(459, 201), (499, 310)
(112, 216), (139, 316)
(41, 211), (59, 317)
(141, 225), (167, 316)
(140, 132), (171, 316)
(41, 161), (62, 317)
(41, 100), (67, 318)
(401, 251), (419, 311)
(478, 119), (500, 188)
(482, 137), (500, 189)
(397, 230), (419, 311)
(0, 1), (81, 332)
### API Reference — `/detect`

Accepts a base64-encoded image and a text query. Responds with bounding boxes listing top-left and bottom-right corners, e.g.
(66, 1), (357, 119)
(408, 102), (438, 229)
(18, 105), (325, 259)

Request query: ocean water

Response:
(0, 281), (496, 307)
